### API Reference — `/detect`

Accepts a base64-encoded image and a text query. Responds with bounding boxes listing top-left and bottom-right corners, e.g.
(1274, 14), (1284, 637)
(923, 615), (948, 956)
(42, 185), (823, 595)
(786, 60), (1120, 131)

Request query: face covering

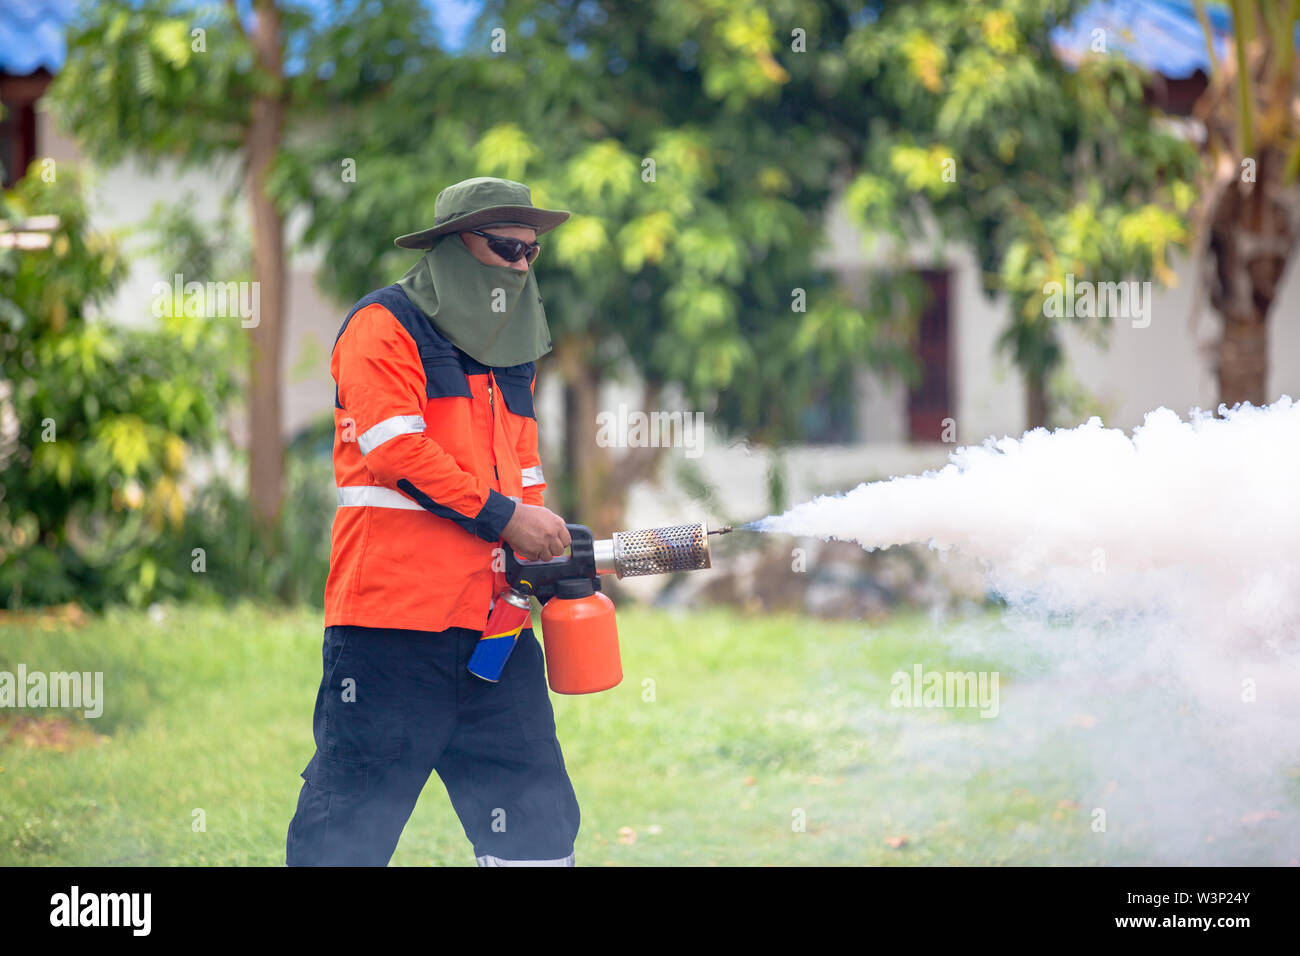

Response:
(394, 233), (553, 368)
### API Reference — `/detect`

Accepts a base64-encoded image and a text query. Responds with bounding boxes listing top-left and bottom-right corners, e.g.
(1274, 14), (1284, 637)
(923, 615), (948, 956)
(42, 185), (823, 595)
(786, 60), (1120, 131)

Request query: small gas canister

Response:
(539, 579), (621, 694)
(467, 588), (532, 682)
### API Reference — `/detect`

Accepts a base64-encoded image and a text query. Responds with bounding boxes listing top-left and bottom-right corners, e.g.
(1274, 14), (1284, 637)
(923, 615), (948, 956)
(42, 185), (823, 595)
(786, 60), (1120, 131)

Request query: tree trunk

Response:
(595, 382), (662, 533)
(1025, 369), (1047, 430)
(246, 0), (286, 528)
(1207, 169), (1290, 410)
(553, 336), (661, 534)
(556, 335), (598, 524)
(1216, 309), (1269, 407)
(1190, 27), (1297, 413)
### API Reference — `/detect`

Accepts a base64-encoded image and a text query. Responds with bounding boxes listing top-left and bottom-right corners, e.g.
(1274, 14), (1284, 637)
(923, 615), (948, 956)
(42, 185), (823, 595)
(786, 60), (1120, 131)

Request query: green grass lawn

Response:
(1, 601), (1294, 865)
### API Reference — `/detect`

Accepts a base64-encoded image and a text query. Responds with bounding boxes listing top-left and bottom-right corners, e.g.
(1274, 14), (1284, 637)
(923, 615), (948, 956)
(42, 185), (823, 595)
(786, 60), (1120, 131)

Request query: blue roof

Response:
(0, 0), (479, 75)
(1051, 0), (1293, 79)
(0, 0), (76, 75)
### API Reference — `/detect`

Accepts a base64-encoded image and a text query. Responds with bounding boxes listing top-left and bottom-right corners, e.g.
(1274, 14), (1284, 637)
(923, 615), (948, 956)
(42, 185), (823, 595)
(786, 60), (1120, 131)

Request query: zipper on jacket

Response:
(487, 373), (500, 483)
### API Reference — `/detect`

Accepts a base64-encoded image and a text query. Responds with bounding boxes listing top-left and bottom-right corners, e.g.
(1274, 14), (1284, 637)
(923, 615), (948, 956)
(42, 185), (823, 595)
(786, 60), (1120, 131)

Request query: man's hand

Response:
(502, 501), (571, 561)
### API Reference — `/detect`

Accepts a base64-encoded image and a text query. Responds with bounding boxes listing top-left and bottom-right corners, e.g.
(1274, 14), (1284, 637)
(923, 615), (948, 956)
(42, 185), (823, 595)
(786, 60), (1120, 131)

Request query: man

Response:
(286, 176), (581, 866)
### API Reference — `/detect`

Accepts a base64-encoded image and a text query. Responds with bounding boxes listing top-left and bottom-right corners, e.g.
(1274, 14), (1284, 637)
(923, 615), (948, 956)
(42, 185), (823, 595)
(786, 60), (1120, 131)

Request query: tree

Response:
(809, 0), (1197, 427)
(51, 0), (435, 529)
(284, 0), (1199, 551)
(277, 0), (912, 528)
(490, 0), (1197, 433)
(0, 169), (237, 607)
(1190, 0), (1299, 408)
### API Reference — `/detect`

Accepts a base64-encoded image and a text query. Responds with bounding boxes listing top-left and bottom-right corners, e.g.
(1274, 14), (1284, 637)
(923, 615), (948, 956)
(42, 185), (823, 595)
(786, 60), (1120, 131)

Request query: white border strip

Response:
(336, 485), (424, 510)
(475, 853), (575, 867)
(357, 414), (425, 455)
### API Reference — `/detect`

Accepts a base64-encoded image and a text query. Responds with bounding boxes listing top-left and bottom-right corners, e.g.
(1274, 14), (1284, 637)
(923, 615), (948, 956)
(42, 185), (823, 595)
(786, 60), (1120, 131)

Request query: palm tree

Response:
(1192, 0), (1300, 407)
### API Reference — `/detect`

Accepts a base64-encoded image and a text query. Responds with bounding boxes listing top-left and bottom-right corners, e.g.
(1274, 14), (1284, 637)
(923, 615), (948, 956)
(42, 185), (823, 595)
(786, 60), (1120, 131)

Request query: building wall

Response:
(819, 191), (1300, 444)
(38, 105), (352, 442)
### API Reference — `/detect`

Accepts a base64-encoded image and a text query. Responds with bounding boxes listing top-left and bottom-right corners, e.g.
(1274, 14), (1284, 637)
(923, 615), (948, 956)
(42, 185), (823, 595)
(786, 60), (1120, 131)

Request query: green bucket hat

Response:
(394, 176), (570, 249)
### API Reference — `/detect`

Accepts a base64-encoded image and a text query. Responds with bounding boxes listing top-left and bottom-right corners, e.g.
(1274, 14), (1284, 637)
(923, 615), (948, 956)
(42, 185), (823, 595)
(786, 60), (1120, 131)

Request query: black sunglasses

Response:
(468, 230), (541, 264)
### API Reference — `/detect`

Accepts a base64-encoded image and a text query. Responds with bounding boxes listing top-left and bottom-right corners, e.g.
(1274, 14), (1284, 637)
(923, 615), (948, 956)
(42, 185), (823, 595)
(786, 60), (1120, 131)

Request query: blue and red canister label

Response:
(467, 589), (533, 682)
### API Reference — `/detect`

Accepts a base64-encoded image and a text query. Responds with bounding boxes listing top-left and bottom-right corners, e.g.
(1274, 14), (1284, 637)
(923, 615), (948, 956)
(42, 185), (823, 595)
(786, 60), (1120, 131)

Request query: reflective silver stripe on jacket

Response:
(521, 465), (545, 488)
(357, 414), (426, 455)
(475, 853), (575, 867)
(336, 486), (424, 510)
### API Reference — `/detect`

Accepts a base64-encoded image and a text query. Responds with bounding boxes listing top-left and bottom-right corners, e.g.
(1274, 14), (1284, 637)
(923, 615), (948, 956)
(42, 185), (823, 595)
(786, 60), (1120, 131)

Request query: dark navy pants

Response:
(286, 624), (581, 866)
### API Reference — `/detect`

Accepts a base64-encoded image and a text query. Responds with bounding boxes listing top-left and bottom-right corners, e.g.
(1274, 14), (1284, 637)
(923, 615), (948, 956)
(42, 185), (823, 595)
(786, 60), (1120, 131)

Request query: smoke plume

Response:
(754, 398), (1300, 863)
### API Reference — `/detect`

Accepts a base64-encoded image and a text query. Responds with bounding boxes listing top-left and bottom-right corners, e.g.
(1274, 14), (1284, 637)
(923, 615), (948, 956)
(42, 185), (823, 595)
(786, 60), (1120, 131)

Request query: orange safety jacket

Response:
(323, 284), (545, 632)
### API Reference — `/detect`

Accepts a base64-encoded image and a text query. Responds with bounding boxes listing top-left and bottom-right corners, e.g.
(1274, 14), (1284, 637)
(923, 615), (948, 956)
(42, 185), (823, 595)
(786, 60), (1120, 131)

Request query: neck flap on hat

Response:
(394, 234), (552, 368)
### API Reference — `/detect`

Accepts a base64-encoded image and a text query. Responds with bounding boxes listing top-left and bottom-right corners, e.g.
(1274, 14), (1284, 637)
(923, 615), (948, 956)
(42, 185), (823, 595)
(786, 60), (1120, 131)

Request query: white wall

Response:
(818, 189), (1300, 444)
(1063, 253), (1300, 426)
(38, 105), (347, 444)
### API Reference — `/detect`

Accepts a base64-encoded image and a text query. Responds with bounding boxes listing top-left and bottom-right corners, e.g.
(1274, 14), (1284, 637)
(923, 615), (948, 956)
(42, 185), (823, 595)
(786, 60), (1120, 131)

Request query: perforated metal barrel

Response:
(610, 521), (712, 578)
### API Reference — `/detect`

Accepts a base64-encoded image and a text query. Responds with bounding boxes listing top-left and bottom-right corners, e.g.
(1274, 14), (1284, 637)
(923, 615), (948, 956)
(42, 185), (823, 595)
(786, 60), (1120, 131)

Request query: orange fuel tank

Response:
(539, 579), (622, 694)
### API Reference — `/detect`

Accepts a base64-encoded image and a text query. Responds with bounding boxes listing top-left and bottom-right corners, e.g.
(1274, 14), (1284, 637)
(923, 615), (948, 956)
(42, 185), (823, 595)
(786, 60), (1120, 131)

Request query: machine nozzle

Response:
(708, 526), (733, 536)
(594, 521), (715, 578)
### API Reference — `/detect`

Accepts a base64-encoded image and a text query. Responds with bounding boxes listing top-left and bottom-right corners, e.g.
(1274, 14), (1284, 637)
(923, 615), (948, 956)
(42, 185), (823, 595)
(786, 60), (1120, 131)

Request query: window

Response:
(906, 269), (953, 442)
(0, 73), (51, 188)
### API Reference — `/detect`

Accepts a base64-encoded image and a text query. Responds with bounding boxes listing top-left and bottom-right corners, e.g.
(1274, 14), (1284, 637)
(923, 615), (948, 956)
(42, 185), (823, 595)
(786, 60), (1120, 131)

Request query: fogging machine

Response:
(468, 521), (730, 694)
